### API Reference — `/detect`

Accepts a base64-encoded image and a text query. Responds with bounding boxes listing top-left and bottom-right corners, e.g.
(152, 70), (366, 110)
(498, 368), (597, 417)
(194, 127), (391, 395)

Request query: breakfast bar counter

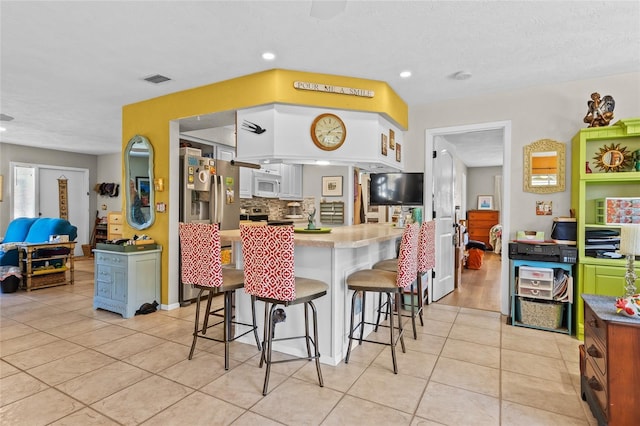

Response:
(220, 223), (403, 249)
(221, 223), (404, 365)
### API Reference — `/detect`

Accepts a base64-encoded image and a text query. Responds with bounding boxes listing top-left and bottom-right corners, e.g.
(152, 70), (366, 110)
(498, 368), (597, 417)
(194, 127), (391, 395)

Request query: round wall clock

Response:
(311, 113), (346, 151)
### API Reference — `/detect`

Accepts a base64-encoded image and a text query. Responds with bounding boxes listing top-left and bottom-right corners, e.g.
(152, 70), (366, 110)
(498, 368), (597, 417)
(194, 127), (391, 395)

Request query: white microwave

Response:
(253, 171), (281, 198)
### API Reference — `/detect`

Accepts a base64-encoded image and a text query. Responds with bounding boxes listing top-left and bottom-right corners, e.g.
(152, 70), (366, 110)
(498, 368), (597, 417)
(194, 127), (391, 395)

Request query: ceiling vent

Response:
(0, 114), (15, 121)
(143, 74), (171, 84)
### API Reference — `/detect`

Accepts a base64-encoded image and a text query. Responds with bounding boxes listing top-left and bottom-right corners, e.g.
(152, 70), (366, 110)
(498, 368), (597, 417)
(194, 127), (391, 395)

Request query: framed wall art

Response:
(381, 133), (388, 156)
(536, 200), (553, 215)
(389, 129), (395, 150)
(396, 143), (401, 162)
(477, 195), (493, 210)
(322, 176), (343, 197)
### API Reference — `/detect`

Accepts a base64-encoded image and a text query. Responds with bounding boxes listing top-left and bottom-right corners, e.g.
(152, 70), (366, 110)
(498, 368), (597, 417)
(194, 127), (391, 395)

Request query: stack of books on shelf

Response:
(585, 229), (620, 258)
(552, 268), (573, 303)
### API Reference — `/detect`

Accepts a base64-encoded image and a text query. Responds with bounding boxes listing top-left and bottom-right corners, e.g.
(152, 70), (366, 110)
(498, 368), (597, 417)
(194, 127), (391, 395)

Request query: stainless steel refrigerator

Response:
(179, 153), (240, 305)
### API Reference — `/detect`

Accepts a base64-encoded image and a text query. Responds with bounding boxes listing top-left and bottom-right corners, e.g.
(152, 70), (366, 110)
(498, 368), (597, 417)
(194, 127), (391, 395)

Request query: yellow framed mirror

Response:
(523, 139), (565, 193)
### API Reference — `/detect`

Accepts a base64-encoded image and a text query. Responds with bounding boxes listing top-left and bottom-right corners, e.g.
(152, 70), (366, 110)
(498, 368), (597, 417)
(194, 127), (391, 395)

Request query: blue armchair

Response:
(0, 218), (77, 266)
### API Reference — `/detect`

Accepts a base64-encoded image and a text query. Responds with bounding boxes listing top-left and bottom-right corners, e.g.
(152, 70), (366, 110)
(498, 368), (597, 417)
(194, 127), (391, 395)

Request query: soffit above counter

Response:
(235, 104), (405, 173)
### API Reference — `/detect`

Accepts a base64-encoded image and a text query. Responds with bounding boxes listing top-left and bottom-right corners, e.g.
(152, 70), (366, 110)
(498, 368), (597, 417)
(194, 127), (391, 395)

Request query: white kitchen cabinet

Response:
(216, 145), (235, 162)
(239, 167), (253, 199)
(93, 247), (162, 318)
(279, 164), (303, 200)
(261, 163), (282, 174)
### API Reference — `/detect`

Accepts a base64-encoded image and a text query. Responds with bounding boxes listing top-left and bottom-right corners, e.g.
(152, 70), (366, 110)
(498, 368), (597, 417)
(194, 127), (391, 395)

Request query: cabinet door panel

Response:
(112, 268), (127, 302)
(135, 257), (160, 304)
(583, 264), (631, 296)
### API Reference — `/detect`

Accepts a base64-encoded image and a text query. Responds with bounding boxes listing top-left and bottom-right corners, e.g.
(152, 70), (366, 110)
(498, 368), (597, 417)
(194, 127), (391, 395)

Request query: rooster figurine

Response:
(583, 92), (615, 127)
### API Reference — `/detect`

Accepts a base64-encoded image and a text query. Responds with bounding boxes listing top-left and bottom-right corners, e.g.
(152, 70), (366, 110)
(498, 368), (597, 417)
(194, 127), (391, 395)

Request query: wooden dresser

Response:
(467, 210), (499, 248)
(107, 211), (123, 240)
(581, 294), (640, 426)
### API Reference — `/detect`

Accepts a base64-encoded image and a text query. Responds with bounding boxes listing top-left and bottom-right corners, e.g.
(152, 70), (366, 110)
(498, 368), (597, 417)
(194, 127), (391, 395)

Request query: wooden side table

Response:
(17, 241), (76, 291)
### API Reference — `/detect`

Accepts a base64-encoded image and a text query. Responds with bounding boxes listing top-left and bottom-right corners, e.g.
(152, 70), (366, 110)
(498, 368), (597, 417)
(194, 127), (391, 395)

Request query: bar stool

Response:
(178, 222), (261, 370)
(345, 222), (419, 373)
(240, 224), (328, 395)
(372, 220), (435, 338)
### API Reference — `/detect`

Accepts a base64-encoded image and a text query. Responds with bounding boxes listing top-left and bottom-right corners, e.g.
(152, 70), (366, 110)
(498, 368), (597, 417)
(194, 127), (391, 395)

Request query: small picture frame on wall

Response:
(381, 134), (388, 156)
(396, 143), (401, 162)
(477, 195), (493, 210)
(389, 129), (395, 150)
(322, 176), (343, 197)
(536, 200), (553, 215)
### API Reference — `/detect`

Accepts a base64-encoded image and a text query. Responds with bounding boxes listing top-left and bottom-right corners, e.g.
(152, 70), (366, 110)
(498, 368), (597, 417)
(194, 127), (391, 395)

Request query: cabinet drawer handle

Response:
(588, 376), (603, 392)
(587, 317), (599, 328)
(530, 280), (540, 286)
(530, 289), (540, 295)
(586, 344), (601, 358)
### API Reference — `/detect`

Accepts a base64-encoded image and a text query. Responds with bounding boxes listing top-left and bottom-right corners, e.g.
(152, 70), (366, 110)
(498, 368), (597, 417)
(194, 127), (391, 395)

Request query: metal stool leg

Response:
(418, 275), (425, 327)
(304, 302), (312, 358)
(202, 290), (214, 335)
(309, 300), (323, 387)
(388, 292), (398, 374)
(409, 283), (417, 339)
(188, 287), (206, 360)
(251, 295), (261, 351)
(345, 290), (358, 364)
(359, 291), (366, 344)
(375, 292), (383, 332)
(223, 290), (232, 370)
(259, 302), (269, 368)
(396, 291), (406, 353)
(262, 303), (277, 396)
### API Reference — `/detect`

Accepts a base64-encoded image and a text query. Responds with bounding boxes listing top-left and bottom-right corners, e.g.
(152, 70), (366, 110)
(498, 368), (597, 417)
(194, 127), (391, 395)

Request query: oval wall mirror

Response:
(523, 139), (565, 194)
(125, 135), (155, 230)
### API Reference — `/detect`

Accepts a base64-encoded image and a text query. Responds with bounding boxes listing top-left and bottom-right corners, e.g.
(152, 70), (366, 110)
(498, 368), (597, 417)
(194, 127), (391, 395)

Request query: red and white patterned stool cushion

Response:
(179, 222), (222, 288)
(396, 223), (419, 288)
(417, 220), (436, 273)
(240, 224), (296, 301)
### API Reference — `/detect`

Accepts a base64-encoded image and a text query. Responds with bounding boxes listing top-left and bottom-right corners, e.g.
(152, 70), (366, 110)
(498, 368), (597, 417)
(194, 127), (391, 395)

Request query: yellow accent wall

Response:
(122, 69), (407, 305)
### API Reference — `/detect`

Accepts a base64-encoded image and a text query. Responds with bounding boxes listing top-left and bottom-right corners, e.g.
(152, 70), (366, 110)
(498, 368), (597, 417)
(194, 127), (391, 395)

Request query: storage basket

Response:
(519, 297), (564, 329)
(31, 271), (66, 289)
(82, 244), (93, 257)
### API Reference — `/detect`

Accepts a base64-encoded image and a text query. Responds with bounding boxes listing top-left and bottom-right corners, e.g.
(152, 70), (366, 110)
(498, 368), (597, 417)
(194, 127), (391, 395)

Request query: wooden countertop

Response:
(220, 223), (403, 249)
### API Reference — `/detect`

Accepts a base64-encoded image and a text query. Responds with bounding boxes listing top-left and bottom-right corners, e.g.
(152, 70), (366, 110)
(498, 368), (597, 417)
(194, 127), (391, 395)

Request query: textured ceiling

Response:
(1, 1), (639, 165)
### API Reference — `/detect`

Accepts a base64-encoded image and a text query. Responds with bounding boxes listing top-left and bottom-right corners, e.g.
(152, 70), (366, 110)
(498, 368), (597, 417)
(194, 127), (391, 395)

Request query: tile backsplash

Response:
(242, 197), (316, 220)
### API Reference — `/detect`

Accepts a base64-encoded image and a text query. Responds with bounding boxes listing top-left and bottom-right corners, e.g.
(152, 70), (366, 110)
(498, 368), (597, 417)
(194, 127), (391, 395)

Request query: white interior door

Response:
(432, 136), (456, 300)
(38, 167), (89, 256)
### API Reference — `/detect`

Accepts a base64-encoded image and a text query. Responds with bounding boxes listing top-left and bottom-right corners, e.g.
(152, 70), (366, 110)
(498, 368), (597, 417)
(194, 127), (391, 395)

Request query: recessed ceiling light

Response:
(316, 160), (330, 166)
(262, 52), (276, 61)
(399, 70), (412, 78)
(0, 127), (6, 132)
(451, 70), (472, 81)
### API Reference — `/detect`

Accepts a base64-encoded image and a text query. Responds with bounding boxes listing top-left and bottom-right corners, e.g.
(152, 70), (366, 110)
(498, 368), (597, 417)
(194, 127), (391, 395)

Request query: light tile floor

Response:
(1, 259), (597, 425)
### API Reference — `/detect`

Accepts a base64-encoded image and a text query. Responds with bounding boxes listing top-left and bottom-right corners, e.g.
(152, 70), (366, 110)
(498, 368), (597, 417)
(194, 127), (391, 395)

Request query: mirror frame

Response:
(593, 142), (633, 172)
(523, 138), (565, 194)
(125, 135), (155, 230)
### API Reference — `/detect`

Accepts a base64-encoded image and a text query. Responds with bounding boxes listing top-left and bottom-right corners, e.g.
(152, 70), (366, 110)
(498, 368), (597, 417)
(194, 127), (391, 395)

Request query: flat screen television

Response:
(369, 172), (424, 206)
